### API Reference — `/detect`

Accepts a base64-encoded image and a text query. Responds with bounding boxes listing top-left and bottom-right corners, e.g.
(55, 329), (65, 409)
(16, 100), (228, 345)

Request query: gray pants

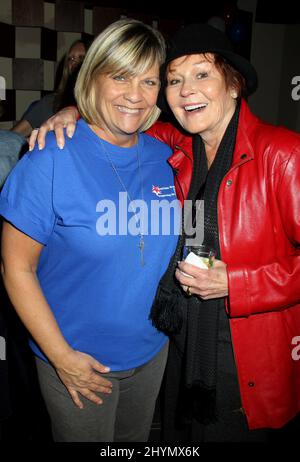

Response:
(35, 342), (168, 442)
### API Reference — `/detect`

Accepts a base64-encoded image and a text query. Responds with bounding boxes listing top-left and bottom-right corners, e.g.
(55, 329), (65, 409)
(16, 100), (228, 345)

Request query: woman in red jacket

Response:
(29, 24), (300, 442)
(150, 24), (300, 442)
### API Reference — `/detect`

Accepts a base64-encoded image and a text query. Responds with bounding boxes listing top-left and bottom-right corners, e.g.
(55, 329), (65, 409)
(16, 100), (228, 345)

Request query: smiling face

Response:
(75, 19), (166, 147)
(90, 63), (160, 146)
(165, 53), (237, 144)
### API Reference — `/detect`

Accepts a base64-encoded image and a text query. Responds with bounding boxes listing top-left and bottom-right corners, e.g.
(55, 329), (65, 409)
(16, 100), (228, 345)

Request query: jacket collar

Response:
(230, 99), (258, 168)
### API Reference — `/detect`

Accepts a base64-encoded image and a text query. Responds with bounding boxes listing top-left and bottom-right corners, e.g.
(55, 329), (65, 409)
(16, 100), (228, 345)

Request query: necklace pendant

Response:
(138, 235), (145, 267)
(100, 137), (145, 267)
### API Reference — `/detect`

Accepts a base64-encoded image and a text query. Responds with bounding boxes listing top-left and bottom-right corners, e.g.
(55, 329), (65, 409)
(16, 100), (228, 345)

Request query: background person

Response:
(11, 40), (88, 139)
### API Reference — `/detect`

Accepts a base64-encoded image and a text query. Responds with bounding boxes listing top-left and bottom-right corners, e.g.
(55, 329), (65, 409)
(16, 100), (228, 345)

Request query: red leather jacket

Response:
(147, 99), (300, 429)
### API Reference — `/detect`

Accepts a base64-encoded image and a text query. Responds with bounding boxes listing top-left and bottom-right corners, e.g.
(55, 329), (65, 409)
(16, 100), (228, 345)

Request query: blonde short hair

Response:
(75, 19), (166, 132)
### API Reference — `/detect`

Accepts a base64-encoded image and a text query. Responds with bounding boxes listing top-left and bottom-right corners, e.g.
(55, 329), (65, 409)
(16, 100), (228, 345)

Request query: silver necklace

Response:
(99, 137), (145, 266)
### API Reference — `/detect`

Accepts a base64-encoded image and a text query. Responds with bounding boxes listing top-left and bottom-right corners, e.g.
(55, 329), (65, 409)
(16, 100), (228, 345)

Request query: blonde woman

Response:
(0, 20), (180, 442)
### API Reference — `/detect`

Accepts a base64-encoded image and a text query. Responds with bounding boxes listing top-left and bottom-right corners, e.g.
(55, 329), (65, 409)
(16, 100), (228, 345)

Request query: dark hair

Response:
(56, 39), (90, 92)
(53, 64), (82, 112)
(213, 54), (247, 97)
(53, 38), (91, 112)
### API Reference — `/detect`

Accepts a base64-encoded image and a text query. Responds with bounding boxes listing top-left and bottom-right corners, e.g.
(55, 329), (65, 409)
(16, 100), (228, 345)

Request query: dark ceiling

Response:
(47, 0), (228, 21)
(47, 1), (300, 23)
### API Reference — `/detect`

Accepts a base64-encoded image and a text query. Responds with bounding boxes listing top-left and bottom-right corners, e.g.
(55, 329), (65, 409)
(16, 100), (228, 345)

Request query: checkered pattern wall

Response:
(0, 0), (182, 129)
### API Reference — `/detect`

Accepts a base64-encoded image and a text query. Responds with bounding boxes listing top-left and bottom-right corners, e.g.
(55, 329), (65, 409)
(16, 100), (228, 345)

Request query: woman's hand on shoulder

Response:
(28, 106), (79, 152)
(54, 348), (113, 409)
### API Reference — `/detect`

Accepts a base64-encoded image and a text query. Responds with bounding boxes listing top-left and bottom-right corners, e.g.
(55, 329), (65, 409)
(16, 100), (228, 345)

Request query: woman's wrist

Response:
(66, 105), (80, 120)
(47, 342), (74, 369)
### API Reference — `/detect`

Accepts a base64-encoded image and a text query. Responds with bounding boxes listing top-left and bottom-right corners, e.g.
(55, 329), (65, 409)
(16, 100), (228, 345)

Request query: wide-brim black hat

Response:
(158, 23), (258, 112)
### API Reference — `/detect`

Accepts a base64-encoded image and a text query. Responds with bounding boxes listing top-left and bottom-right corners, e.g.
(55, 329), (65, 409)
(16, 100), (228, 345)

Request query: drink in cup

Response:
(183, 244), (216, 271)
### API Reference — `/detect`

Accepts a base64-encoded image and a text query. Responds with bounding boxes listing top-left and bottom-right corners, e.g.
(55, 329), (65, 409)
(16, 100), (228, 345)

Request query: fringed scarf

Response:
(150, 104), (240, 424)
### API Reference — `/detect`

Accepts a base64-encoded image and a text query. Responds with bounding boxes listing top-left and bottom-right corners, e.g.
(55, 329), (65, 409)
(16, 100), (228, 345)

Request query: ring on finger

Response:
(186, 286), (192, 296)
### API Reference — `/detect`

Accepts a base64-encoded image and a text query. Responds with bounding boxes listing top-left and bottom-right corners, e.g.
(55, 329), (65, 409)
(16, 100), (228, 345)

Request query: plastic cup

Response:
(183, 244), (216, 269)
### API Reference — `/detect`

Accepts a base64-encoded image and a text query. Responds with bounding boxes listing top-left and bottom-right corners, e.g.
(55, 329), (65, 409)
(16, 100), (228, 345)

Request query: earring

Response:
(231, 91), (238, 99)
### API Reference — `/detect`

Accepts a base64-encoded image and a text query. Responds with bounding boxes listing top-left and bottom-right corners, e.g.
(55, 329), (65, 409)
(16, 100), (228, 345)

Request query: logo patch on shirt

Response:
(152, 185), (176, 198)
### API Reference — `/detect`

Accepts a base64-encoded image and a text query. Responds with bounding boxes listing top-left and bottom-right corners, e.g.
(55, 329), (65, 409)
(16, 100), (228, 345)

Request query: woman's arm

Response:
(28, 106), (190, 152)
(227, 147), (300, 317)
(175, 144), (300, 312)
(11, 119), (33, 138)
(1, 222), (112, 408)
(146, 120), (189, 150)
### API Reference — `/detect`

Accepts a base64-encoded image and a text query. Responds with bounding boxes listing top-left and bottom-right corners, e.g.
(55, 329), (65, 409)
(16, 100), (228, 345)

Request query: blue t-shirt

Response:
(0, 119), (180, 371)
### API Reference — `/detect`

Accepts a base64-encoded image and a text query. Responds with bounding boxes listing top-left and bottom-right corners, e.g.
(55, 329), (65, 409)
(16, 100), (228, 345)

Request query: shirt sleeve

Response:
(227, 145), (300, 317)
(24, 94), (55, 129)
(0, 149), (57, 245)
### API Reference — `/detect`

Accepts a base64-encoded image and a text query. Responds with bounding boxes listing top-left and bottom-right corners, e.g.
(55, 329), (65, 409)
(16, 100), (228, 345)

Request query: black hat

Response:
(158, 23), (257, 111)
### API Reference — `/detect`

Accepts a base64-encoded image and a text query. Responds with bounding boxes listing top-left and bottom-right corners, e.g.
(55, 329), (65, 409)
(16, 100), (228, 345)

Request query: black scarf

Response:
(150, 104), (240, 424)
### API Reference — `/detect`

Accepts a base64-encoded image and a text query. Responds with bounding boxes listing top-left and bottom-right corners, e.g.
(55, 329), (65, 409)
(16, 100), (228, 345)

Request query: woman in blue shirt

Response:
(0, 19), (179, 442)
